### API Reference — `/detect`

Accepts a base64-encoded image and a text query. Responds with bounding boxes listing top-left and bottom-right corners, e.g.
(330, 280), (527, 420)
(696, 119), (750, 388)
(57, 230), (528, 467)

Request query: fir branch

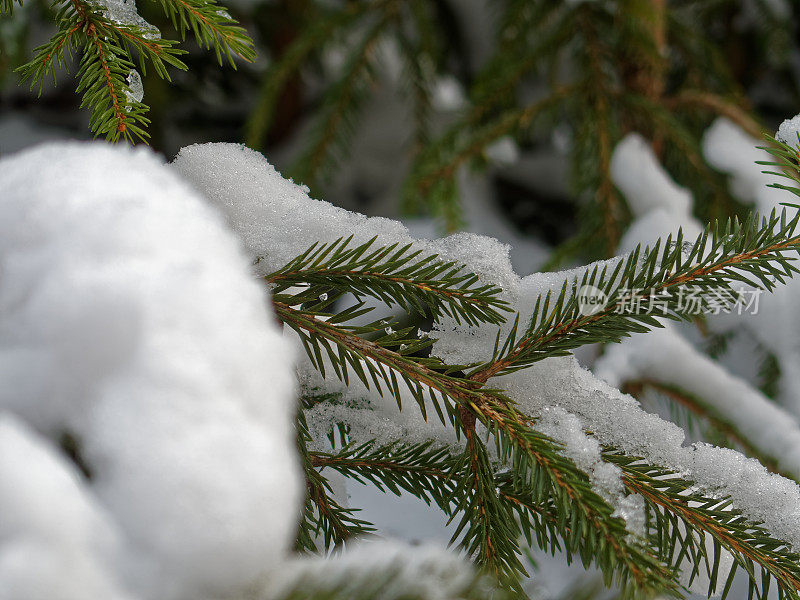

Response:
(1, 0), (21, 14)
(413, 91), (569, 194)
(624, 379), (787, 480)
(282, 294), (672, 590)
(469, 2), (571, 124)
(266, 236), (511, 326)
(449, 432), (527, 589)
(395, 1), (438, 208)
(297, 411), (375, 552)
(303, 469), (375, 551)
(17, 0), (186, 141)
(274, 299), (471, 427)
(666, 8), (740, 96)
(665, 91), (764, 140)
(17, 19), (82, 90)
(78, 18), (140, 140)
(282, 202), (800, 596)
(310, 439), (455, 507)
(151, 0), (254, 66)
(757, 350), (782, 399)
(758, 136), (800, 198)
(104, 20), (187, 79)
(619, 92), (743, 221)
(610, 453), (800, 599)
(16, 0), (242, 141)
(470, 208), (800, 382)
(404, 88), (569, 231)
(574, 9), (624, 255)
(478, 405), (677, 596)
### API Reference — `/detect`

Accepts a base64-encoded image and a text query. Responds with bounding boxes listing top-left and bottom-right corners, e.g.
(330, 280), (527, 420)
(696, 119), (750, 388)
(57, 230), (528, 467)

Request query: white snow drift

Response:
(0, 142), (301, 600)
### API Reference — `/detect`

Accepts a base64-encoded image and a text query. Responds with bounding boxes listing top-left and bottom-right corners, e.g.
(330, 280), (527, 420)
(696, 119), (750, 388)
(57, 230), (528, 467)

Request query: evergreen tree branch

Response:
(152, 0), (254, 66)
(18, 20), (82, 90)
(624, 379), (789, 481)
(303, 470), (375, 551)
(449, 430), (528, 589)
(469, 209), (800, 382)
(610, 453), (800, 599)
(282, 202), (800, 596)
(281, 303), (675, 591)
(274, 299), (471, 426)
(665, 91), (764, 140)
(0, 0), (21, 13)
(575, 10), (623, 255)
(395, 1), (438, 214)
(296, 410), (375, 552)
(758, 136), (800, 198)
(266, 236), (510, 326)
(16, 0), (244, 141)
(404, 87), (570, 230)
(479, 405), (677, 596)
(469, 3), (572, 124)
(619, 92), (744, 221)
(415, 91), (569, 193)
(310, 439), (455, 507)
(104, 20), (187, 78)
(17, 0), (187, 141)
(80, 20), (134, 139)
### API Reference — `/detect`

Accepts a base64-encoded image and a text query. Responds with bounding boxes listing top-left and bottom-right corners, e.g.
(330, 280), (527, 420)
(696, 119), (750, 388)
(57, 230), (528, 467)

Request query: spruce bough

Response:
(7, 0), (800, 596)
(273, 137), (800, 599)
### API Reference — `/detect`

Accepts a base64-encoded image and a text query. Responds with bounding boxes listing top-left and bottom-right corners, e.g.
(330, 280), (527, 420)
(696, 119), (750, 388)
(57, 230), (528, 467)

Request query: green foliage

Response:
(272, 146), (800, 598)
(248, 133), (800, 597)
(248, 0), (792, 250)
(8, 0), (253, 141)
(6, 1), (800, 597)
(268, 234), (510, 326)
(472, 207), (800, 380)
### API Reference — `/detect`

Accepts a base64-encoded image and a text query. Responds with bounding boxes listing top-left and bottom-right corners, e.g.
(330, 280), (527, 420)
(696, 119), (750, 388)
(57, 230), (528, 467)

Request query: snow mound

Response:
(0, 142), (301, 600)
(777, 114), (800, 148)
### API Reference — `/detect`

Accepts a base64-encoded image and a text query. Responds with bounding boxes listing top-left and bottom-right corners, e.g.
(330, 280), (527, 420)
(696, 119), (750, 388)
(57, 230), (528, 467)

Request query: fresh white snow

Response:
(5, 123), (800, 598)
(0, 142), (301, 600)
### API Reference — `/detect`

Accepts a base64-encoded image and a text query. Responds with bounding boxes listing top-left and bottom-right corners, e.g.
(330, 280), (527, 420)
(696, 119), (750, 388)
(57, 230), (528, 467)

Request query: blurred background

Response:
(3, 0), (798, 273)
(2, 1), (800, 597)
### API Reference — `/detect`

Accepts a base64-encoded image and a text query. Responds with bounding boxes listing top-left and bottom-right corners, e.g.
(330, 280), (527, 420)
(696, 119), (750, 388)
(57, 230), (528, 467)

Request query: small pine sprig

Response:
(610, 452), (800, 600)
(449, 432), (529, 591)
(403, 89), (569, 231)
(470, 207), (800, 382)
(0, 0), (21, 13)
(290, 10), (391, 186)
(150, 0), (255, 66)
(274, 299), (465, 426)
(266, 235), (511, 326)
(296, 410), (375, 552)
(758, 134), (800, 199)
(14, 0), (252, 141)
(244, 2), (368, 150)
